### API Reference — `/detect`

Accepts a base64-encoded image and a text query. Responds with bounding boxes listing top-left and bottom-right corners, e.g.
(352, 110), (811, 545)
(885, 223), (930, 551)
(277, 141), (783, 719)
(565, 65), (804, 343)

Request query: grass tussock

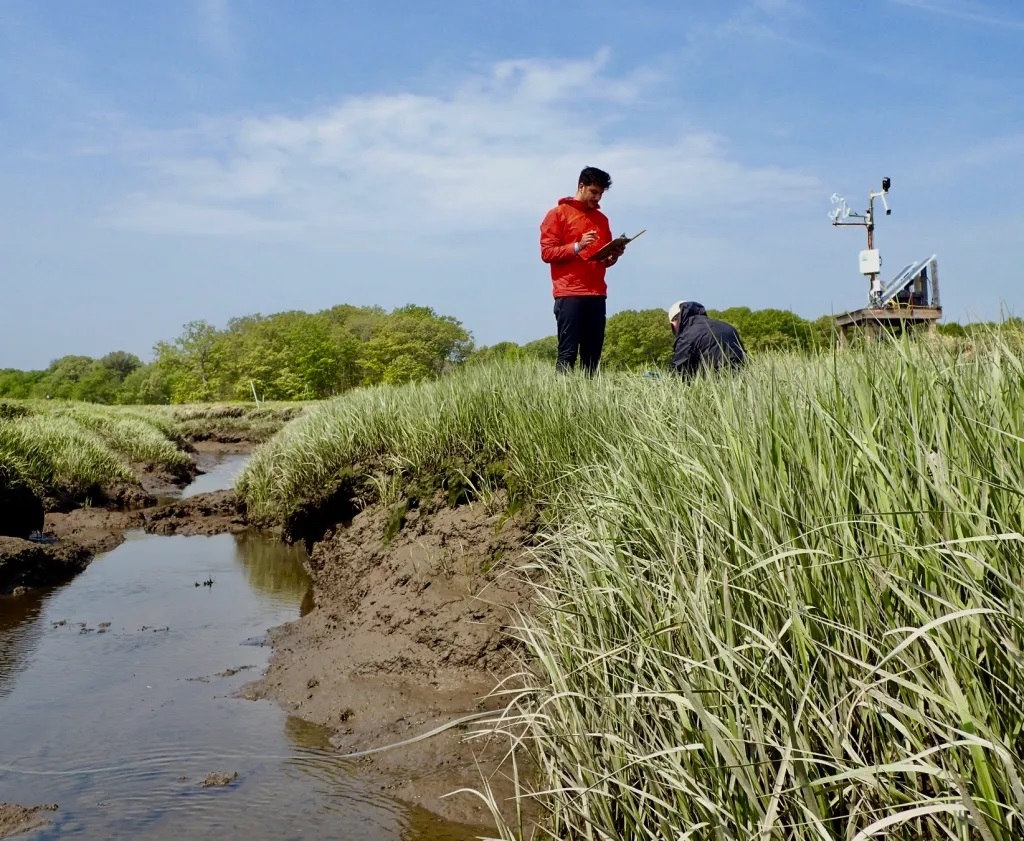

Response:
(238, 336), (1024, 841)
(166, 402), (308, 443)
(0, 398), (310, 505)
(54, 406), (192, 473)
(0, 413), (135, 497)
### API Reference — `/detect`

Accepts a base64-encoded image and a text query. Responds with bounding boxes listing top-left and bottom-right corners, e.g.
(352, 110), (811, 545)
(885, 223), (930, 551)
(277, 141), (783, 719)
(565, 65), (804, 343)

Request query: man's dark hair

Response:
(578, 166), (612, 191)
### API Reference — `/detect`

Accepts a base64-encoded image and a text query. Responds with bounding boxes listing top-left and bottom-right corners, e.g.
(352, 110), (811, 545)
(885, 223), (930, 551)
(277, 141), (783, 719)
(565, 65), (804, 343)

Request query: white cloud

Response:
(102, 52), (822, 248)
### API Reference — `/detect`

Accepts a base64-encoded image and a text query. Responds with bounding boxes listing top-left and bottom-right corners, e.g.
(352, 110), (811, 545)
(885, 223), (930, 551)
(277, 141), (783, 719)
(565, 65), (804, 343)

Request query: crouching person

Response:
(668, 300), (747, 378)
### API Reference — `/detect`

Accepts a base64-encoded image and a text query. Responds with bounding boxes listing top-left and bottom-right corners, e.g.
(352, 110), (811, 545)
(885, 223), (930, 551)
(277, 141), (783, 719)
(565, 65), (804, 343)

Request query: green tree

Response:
(469, 342), (525, 365)
(76, 363), (122, 403)
(100, 351), (142, 380)
(224, 311), (354, 400)
(703, 307), (820, 353)
(154, 320), (224, 402)
(602, 309), (673, 370)
(117, 364), (173, 404)
(380, 353), (434, 385)
(357, 305), (473, 386)
(32, 355), (95, 399)
(521, 336), (558, 363)
(0, 369), (45, 399)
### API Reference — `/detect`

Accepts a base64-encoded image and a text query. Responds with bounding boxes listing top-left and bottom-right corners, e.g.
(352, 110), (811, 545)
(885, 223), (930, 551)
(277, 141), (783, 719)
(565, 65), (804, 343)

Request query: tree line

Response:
(0, 302), (1009, 405)
(0, 304), (472, 404)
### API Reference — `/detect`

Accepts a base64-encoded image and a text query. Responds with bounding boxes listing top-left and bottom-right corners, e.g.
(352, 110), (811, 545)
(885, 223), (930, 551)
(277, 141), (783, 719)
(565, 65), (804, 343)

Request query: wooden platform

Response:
(835, 305), (942, 343)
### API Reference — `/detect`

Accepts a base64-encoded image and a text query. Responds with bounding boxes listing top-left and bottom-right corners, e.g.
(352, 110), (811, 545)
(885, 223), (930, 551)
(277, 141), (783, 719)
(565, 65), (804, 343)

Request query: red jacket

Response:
(539, 197), (613, 298)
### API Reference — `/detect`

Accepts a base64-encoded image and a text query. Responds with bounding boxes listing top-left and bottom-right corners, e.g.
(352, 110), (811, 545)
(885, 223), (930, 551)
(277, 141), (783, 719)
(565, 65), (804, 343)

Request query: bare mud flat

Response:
(244, 496), (541, 829)
(0, 804), (57, 839)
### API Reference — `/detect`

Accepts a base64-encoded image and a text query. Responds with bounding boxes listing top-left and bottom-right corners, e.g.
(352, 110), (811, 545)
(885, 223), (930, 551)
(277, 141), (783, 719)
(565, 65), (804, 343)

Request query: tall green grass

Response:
(53, 406), (192, 473)
(0, 398), (307, 501)
(166, 402), (308, 442)
(238, 339), (1024, 840)
(0, 403), (192, 498)
(0, 414), (135, 496)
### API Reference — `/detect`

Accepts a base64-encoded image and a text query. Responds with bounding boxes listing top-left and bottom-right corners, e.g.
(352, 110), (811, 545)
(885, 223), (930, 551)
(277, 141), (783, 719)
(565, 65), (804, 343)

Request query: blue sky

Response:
(1, 0), (1022, 369)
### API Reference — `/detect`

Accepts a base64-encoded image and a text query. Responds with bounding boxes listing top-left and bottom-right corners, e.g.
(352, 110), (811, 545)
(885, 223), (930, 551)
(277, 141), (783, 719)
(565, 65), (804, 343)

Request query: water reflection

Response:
(0, 586), (50, 701)
(231, 531), (312, 610)
(401, 806), (495, 841)
(283, 713), (336, 751)
(180, 453), (250, 500)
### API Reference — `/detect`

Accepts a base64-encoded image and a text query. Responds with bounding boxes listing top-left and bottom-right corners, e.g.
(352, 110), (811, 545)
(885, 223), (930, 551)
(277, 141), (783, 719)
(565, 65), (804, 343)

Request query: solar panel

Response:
(876, 254), (937, 307)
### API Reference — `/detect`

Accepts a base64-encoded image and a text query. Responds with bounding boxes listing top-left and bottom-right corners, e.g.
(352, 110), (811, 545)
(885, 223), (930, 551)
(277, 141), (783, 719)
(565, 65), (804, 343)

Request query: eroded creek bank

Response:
(1, 448), (504, 839)
(243, 495), (541, 828)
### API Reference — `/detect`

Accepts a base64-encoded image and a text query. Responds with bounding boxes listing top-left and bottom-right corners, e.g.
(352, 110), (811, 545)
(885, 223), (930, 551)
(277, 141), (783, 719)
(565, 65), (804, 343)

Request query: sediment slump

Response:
(245, 485), (538, 828)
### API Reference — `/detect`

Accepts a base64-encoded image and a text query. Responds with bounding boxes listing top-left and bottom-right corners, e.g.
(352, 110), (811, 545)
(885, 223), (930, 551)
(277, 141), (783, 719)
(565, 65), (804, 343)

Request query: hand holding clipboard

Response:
(589, 229), (646, 262)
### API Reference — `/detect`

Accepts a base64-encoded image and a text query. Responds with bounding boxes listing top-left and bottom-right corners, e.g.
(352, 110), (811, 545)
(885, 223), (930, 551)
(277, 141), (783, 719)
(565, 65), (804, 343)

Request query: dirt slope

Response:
(245, 495), (541, 829)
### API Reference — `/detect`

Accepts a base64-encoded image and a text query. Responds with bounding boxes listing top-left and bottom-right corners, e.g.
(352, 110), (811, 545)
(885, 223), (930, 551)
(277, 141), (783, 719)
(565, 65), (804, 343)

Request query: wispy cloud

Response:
(101, 52), (821, 246)
(890, 0), (1024, 29)
(195, 0), (239, 63)
(719, 0), (806, 37)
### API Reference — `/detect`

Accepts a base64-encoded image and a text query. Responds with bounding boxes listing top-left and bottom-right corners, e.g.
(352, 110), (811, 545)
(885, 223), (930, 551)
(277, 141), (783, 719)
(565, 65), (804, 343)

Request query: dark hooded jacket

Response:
(671, 302), (747, 378)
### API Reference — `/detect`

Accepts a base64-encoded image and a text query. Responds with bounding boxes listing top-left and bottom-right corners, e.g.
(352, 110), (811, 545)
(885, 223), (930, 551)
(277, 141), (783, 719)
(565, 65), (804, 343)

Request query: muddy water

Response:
(0, 458), (484, 840)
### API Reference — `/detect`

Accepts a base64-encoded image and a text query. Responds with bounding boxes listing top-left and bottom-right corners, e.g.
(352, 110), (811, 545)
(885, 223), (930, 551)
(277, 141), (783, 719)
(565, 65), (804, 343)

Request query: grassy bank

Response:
(237, 343), (1024, 840)
(0, 400), (308, 505)
(158, 402), (309, 444)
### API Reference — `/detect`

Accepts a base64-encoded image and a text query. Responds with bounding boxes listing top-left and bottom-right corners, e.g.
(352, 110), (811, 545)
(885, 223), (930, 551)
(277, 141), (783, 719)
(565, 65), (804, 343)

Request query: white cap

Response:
(668, 300), (687, 321)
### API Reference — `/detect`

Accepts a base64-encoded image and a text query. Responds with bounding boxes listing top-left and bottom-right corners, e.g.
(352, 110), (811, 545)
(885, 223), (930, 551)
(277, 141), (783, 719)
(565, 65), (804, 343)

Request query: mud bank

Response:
(0, 537), (92, 596)
(0, 804), (57, 839)
(245, 495), (542, 829)
(142, 490), (248, 536)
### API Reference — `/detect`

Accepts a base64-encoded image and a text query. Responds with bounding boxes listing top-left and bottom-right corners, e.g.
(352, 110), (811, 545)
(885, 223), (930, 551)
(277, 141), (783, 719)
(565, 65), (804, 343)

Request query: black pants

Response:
(554, 295), (607, 375)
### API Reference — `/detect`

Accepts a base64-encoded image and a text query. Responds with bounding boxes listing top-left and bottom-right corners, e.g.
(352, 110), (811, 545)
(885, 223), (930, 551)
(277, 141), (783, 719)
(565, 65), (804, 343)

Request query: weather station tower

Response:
(829, 177), (942, 343)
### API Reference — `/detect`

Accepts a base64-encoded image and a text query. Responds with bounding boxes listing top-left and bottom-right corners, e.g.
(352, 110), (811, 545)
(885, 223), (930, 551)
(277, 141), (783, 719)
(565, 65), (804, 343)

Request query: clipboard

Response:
(589, 229), (645, 262)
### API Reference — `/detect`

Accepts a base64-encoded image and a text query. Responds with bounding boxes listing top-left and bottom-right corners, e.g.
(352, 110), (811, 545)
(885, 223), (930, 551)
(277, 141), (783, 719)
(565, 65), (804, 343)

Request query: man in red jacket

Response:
(539, 166), (624, 375)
